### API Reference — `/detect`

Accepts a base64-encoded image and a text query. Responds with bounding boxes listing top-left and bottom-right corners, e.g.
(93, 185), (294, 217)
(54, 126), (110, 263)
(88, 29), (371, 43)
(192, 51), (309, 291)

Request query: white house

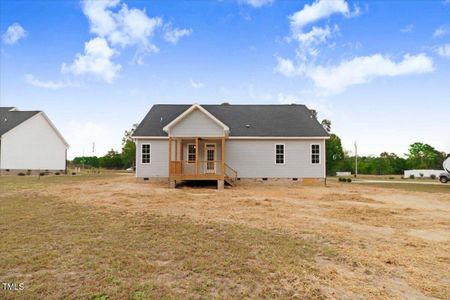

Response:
(0, 107), (69, 172)
(132, 104), (329, 189)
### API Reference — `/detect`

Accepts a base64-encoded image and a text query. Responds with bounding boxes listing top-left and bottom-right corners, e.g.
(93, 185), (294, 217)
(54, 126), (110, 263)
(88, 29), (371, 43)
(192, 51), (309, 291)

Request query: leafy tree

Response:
(121, 124), (138, 169)
(73, 156), (100, 168)
(99, 150), (123, 169)
(326, 134), (344, 175)
(321, 119), (331, 133)
(122, 140), (136, 168)
(406, 142), (442, 169)
(122, 123), (139, 146)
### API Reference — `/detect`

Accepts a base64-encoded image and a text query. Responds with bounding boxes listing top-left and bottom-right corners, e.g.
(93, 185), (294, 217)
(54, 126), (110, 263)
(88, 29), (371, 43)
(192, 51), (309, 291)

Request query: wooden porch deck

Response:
(168, 137), (237, 188)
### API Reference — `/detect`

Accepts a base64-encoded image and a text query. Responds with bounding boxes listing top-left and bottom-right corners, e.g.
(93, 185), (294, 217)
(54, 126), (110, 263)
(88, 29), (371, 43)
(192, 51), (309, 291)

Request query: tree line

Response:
(72, 117), (447, 176)
(322, 125), (447, 176)
(71, 124), (137, 170)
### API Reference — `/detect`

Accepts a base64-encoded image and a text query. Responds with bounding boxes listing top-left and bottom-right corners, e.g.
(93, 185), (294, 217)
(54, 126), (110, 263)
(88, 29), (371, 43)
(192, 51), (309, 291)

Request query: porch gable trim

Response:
(162, 104), (230, 134)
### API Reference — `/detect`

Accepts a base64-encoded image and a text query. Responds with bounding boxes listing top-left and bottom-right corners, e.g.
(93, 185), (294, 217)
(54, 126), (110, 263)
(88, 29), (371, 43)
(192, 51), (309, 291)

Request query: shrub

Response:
(338, 177), (344, 182)
(39, 172), (46, 176)
(419, 173), (424, 178)
(346, 178), (352, 183)
(430, 174), (436, 180)
(55, 172), (60, 175)
(71, 172), (76, 176)
(26, 169), (32, 176)
(409, 174), (415, 179)
(17, 172), (26, 176)
(389, 176), (395, 180)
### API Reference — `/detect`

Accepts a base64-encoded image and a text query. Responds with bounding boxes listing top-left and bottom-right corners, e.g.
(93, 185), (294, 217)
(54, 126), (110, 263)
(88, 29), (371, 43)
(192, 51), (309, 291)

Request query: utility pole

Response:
(354, 140), (358, 178)
(92, 142), (95, 154)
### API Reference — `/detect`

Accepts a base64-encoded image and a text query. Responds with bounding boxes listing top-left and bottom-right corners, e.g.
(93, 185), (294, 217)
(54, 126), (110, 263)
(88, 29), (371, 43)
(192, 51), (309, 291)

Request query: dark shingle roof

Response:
(0, 107), (41, 136)
(133, 104), (329, 137)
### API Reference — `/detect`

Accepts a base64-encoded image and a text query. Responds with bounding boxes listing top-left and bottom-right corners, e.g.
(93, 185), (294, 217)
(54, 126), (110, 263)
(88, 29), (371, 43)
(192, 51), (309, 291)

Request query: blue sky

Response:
(1, 0), (449, 159)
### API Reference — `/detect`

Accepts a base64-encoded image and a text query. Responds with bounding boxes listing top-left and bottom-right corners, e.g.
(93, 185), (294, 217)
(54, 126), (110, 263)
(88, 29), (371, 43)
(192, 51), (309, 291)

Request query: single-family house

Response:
(132, 104), (329, 188)
(0, 107), (69, 173)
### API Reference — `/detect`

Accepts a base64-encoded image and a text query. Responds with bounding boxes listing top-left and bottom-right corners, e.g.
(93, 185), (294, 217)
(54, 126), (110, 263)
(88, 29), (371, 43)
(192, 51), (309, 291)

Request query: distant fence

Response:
(404, 169), (445, 178)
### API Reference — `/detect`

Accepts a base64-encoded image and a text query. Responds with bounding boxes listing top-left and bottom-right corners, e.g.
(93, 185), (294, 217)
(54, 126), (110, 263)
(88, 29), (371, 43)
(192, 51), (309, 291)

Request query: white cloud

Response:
(163, 24), (192, 44)
(433, 26), (449, 38)
(240, 0), (274, 8)
(289, 0), (357, 33)
(277, 92), (297, 104)
(400, 24), (414, 33)
(274, 56), (297, 77)
(2, 23), (27, 45)
(293, 25), (339, 61)
(61, 37), (121, 83)
(286, 1), (358, 65)
(436, 44), (450, 57)
(294, 25), (333, 44)
(82, 0), (162, 48)
(308, 53), (434, 95)
(189, 79), (204, 89)
(24, 74), (70, 89)
(82, 0), (119, 37)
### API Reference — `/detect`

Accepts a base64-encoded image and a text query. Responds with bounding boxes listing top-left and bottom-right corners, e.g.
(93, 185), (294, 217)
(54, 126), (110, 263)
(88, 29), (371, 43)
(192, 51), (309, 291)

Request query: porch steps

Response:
(224, 176), (236, 186)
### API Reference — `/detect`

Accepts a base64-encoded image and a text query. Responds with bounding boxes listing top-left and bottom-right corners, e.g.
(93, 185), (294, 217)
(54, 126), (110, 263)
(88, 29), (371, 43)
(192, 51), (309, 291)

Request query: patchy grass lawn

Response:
(0, 176), (324, 299)
(1, 173), (449, 299)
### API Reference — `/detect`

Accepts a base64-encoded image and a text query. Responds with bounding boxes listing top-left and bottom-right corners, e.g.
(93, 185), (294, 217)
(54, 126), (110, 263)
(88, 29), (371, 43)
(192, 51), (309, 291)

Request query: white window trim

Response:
(186, 143), (196, 164)
(275, 143), (285, 165)
(311, 143), (321, 165)
(141, 143), (151, 164)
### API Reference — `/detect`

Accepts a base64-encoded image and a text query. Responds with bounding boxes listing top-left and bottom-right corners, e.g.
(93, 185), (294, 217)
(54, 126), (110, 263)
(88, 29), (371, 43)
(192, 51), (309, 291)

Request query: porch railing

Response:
(224, 163), (237, 182)
(169, 160), (223, 176)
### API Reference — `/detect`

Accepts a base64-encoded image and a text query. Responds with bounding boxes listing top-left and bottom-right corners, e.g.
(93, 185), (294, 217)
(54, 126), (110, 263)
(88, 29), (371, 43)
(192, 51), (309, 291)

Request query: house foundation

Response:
(217, 179), (224, 190)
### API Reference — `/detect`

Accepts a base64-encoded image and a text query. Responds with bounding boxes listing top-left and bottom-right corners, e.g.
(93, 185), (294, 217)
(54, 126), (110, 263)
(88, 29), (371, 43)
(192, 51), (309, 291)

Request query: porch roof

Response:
(133, 104), (329, 138)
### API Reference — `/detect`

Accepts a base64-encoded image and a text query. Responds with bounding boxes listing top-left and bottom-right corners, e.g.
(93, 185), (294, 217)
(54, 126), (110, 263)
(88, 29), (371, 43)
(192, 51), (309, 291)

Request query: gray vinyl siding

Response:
(135, 138), (326, 179)
(169, 109), (225, 137)
(225, 139), (326, 178)
(136, 139), (169, 178)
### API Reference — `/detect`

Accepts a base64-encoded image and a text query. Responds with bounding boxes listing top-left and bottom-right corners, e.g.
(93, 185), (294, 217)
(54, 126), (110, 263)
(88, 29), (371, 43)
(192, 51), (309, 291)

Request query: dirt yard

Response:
(1, 174), (449, 299)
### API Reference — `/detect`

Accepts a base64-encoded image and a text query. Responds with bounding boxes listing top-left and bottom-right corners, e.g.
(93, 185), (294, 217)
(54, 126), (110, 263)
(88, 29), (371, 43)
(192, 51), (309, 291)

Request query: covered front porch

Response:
(168, 137), (236, 188)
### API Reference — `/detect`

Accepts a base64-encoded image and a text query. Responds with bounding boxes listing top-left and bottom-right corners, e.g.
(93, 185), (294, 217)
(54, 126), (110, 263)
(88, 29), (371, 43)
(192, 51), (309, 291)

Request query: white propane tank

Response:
(444, 155), (450, 173)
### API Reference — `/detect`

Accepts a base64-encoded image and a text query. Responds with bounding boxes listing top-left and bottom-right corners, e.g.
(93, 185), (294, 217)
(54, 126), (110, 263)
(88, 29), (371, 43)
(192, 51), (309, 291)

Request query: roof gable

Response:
(163, 104), (229, 133)
(0, 107), (41, 136)
(0, 107), (69, 147)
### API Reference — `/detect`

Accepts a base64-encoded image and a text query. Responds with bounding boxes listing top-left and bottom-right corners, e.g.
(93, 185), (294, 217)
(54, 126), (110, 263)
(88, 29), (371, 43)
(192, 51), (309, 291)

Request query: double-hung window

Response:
(275, 144), (285, 165)
(311, 144), (320, 164)
(187, 144), (196, 163)
(142, 144), (151, 164)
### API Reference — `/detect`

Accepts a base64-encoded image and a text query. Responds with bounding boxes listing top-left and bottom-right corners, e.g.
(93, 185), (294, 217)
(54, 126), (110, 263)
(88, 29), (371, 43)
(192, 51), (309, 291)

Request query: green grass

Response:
(0, 182), (324, 299)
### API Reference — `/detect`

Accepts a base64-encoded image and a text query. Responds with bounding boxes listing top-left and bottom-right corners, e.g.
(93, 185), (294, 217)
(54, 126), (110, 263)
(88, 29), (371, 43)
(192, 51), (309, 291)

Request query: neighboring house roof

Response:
(0, 107), (41, 136)
(133, 104), (329, 137)
(0, 107), (69, 147)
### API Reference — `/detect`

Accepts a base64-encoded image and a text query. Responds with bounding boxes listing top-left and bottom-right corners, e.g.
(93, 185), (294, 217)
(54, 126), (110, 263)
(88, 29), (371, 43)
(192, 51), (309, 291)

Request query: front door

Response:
(205, 144), (216, 173)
